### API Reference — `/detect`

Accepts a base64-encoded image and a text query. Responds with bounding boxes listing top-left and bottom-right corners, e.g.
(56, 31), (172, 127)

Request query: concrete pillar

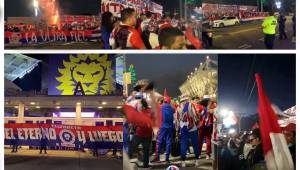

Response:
(17, 103), (25, 123)
(75, 103), (81, 125)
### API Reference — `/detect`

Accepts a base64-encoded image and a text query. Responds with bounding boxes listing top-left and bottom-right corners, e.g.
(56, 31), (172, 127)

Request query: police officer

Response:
(262, 11), (277, 49)
(278, 12), (287, 40)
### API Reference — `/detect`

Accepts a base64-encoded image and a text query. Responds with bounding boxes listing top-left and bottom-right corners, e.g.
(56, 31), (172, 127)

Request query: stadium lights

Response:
(228, 128), (236, 135)
(220, 109), (229, 117)
(33, 0), (38, 8)
(33, 0), (39, 16)
(275, 1), (281, 9)
(223, 116), (236, 128)
(220, 108), (237, 128)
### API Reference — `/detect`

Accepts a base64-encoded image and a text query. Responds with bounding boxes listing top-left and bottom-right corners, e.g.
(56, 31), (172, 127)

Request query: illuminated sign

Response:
(48, 54), (116, 95)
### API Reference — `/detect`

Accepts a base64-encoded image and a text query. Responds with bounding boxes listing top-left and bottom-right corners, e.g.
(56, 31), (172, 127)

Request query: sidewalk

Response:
(4, 148), (120, 159)
(129, 146), (213, 170)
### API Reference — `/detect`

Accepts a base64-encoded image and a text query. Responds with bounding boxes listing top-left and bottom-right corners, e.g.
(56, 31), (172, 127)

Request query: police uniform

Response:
(278, 14), (287, 39)
(262, 15), (277, 49)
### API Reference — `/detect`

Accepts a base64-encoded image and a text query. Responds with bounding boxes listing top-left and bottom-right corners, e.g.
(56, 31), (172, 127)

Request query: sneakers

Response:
(206, 154), (211, 160)
(195, 159), (200, 167)
(165, 159), (171, 164)
(181, 161), (186, 167)
(129, 158), (138, 163)
(150, 158), (160, 163)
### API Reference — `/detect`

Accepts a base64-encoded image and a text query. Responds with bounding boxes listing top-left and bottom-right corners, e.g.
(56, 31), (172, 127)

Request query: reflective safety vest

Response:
(262, 16), (277, 35)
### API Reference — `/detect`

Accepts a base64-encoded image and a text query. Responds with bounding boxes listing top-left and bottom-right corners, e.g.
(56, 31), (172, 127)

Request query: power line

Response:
(247, 80), (256, 103)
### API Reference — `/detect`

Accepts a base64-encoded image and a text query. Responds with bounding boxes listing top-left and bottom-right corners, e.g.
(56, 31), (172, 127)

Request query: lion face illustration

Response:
(55, 54), (114, 95)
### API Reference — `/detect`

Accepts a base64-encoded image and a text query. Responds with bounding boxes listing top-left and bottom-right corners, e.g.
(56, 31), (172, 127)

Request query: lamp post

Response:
(33, 0), (39, 16)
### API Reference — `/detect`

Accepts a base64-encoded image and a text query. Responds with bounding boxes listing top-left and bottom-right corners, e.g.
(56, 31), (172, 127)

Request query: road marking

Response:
(238, 44), (252, 49)
(213, 35), (223, 39)
(229, 26), (261, 35)
(213, 26), (262, 39)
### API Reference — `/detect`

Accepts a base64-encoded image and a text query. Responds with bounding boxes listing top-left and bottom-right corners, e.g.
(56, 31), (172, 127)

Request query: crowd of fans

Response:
(5, 8), (203, 49)
(123, 79), (217, 168)
(101, 8), (203, 49)
(219, 128), (296, 170)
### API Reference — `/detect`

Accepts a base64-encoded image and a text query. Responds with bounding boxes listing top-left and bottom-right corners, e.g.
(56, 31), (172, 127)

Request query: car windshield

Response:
(221, 17), (228, 20)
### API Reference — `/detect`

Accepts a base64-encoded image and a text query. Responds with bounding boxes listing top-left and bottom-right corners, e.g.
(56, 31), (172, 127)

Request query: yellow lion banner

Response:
(49, 54), (115, 95)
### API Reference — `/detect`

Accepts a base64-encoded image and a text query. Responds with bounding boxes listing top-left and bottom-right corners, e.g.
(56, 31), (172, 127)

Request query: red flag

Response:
(255, 73), (294, 170)
(123, 105), (152, 128)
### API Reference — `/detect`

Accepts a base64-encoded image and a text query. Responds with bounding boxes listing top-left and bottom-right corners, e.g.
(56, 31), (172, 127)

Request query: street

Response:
(4, 149), (122, 170)
(208, 17), (295, 49)
(5, 41), (102, 49)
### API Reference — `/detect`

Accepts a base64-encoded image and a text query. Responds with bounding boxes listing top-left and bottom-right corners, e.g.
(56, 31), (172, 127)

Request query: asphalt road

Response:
(5, 154), (122, 170)
(208, 17), (296, 49)
(5, 41), (103, 49)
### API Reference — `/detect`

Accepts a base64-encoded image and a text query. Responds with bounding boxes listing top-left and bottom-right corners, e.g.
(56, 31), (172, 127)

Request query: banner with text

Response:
(101, 0), (162, 16)
(4, 30), (100, 45)
(4, 123), (123, 149)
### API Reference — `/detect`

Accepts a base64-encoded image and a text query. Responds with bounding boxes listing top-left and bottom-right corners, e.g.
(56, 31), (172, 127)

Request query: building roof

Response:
(5, 54), (40, 81)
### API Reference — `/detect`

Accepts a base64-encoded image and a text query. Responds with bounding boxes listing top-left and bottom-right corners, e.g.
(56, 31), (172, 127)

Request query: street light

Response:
(220, 109), (229, 117)
(228, 128), (236, 135)
(33, 0), (39, 16)
(275, 1), (281, 9)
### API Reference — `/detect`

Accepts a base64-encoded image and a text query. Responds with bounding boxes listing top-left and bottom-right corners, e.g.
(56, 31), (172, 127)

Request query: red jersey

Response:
(112, 24), (145, 49)
(135, 108), (153, 138)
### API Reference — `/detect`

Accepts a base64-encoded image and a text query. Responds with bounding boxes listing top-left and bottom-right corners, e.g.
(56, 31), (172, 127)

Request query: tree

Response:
(128, 64), (137, 85)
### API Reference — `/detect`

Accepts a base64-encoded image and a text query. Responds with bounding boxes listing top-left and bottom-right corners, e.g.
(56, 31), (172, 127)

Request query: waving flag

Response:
(255, 73), (294, 170)
(123, 105), (152, 128)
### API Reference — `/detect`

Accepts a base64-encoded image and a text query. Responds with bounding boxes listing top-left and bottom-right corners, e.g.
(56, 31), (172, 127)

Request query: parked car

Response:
(213, 16), (240, 28)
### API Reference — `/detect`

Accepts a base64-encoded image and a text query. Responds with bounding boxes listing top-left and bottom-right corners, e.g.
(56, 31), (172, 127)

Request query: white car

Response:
(213, 16), (240, 28)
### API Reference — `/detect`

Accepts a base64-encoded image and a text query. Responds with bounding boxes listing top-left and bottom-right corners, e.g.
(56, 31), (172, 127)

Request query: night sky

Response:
(126, 54), (218, 97)
(218, 54), (296, 115)
(5, 0), (100, 17)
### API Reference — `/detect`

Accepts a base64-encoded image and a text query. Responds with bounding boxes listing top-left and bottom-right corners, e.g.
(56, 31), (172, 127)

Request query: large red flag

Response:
(123, 105), (152, 128)
(255, 73), (294, 170)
